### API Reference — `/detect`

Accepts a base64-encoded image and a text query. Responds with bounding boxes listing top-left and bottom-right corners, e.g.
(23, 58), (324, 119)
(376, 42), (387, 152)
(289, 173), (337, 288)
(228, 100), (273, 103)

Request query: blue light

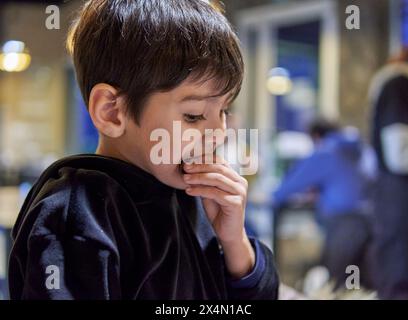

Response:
(401, 0), (408, 46)
(2, 40), (25, 54)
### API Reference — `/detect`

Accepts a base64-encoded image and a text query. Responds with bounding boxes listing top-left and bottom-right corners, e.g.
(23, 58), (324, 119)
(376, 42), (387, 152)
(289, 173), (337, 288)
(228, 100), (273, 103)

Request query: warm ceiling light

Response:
(0, 40), (31, 72)
(266, 67), (293, 96)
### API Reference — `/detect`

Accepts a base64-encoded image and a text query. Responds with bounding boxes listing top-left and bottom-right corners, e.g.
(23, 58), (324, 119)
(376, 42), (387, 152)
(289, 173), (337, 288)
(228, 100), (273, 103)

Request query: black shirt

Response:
(372, 75), (408, 173)
(8, 154), (279, 300)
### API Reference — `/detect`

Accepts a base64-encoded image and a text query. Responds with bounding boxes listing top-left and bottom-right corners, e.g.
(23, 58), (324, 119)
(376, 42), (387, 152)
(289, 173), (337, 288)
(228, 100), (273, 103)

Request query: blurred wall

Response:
(225, 0), (391, 136)
(337, 0), (390, 135)
(223, 0), (304, 24)
(0, 1), (81, 168)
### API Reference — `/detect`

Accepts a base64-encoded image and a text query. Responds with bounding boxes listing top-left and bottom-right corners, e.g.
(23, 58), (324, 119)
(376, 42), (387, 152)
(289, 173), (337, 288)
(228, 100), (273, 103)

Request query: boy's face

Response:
(121, 79), (231, 189)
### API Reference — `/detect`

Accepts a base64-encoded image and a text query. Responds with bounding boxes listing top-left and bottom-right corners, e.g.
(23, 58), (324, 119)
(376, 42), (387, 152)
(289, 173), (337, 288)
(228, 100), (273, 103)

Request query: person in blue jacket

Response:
(273, 119), (374, 289)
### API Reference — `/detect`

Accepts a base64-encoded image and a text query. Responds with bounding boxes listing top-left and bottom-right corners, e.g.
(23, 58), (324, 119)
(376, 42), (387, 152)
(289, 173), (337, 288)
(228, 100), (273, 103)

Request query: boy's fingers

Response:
(185, 186), (243, 209)
(183, 162), (244, 184)
(183, 172), (245, 195)
(183, 153), (225, 166)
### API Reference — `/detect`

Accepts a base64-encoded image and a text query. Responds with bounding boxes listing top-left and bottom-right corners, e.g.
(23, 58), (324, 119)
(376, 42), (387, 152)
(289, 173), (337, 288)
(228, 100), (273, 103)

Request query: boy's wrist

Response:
(221, 231), (256, 279)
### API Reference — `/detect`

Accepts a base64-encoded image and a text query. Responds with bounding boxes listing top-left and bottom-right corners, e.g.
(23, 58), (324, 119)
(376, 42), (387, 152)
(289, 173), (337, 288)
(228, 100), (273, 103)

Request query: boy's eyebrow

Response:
(180, 94), (216, 102)
(180, 92), (234, 103)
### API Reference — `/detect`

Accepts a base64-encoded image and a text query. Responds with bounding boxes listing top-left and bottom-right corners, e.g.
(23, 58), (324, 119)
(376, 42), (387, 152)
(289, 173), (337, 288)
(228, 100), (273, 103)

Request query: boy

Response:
(8, 0), (279, 299)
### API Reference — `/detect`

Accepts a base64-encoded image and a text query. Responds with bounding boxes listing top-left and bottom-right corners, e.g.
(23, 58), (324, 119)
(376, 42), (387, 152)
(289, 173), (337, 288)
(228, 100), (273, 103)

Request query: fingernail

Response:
(184, 174), (191, 181)
(186, 188), (192, 193)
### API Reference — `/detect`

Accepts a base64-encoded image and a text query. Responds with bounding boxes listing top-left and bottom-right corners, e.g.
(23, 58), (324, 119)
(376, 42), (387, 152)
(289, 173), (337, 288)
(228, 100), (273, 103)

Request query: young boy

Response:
(8, 0), (279, 300)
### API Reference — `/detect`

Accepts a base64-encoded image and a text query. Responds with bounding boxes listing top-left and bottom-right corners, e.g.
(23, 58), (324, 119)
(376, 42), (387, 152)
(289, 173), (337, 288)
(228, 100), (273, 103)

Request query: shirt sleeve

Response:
(273, 153), (331, 207)
(8, 170), (131, 300)
(226, 239), (280, 300)
(19, 230), (121, 300)
(9, 191), (123, 300)
(381, 123), (408, 174)
(227, 239), (266, 289)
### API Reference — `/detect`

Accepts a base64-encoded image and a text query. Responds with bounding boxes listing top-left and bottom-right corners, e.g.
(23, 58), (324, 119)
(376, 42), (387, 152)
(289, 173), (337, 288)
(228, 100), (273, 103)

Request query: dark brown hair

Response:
(67, 0), (244, 124)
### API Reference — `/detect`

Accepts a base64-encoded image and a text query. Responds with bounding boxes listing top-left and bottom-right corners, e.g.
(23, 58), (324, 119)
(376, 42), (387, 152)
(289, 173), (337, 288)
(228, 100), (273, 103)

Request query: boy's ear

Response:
(88, 83), (127, 138)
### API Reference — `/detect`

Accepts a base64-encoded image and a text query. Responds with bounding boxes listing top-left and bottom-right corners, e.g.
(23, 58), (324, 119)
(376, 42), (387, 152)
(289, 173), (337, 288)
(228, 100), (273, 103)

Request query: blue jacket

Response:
(274, 132), (366, 217)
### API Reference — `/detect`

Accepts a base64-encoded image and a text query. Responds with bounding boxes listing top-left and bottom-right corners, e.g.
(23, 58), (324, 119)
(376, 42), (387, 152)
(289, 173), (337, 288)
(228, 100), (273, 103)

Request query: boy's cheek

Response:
(149, 163), (191, 190)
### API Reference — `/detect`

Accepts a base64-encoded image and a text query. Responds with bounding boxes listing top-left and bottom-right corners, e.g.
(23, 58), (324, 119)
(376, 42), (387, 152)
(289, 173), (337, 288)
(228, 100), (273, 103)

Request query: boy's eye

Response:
(221, 109), (231, 117)
(183, 114), (206, 123)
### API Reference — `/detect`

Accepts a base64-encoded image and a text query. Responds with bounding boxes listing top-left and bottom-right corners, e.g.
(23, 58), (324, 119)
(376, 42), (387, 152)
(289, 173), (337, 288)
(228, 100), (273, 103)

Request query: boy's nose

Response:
(203, 129), (226, 154)
(208, 117), (227, 134)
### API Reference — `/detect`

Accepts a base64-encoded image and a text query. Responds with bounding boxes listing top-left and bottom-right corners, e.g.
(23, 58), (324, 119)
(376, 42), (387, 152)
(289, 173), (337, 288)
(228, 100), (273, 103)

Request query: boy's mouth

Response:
(179, 153), (217, 175)
(179, 157), (198, 174)
(179, 160), (187, 174)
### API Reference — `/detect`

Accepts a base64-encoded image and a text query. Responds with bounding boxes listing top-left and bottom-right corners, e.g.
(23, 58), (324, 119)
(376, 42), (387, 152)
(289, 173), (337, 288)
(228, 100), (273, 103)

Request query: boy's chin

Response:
(173, 163), (190, 190)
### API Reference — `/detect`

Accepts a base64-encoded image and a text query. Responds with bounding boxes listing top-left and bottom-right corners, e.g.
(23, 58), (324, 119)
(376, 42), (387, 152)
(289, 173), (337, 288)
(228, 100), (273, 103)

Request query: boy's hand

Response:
(183, 156), (255, 279)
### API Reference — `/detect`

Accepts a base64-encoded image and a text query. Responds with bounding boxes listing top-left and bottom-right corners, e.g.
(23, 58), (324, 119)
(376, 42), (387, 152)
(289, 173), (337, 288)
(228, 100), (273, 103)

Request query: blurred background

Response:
(0, 0), (406, 299)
